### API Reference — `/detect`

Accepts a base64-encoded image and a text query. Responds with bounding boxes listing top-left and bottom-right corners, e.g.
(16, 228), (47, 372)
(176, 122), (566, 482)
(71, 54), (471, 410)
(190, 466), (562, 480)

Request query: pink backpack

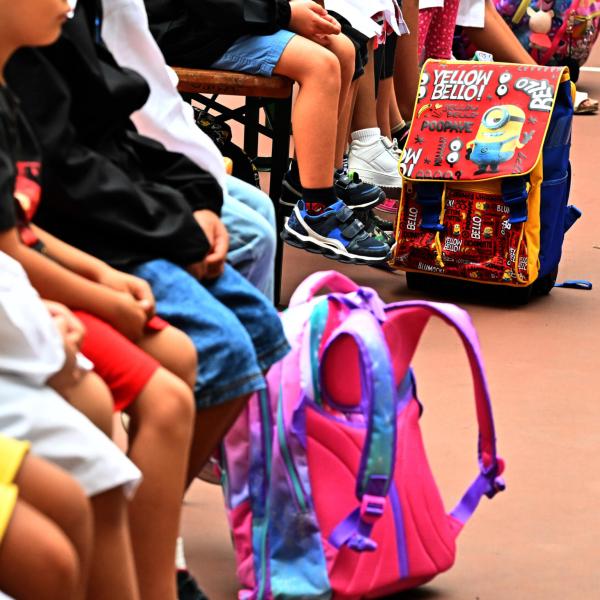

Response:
(222, 271), (505, 599)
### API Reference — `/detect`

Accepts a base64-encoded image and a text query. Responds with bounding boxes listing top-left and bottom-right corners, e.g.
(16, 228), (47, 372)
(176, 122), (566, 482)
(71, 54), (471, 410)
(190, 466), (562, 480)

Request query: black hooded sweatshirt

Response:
(144, 0), (292, 67)
(5, 0), (223, 270)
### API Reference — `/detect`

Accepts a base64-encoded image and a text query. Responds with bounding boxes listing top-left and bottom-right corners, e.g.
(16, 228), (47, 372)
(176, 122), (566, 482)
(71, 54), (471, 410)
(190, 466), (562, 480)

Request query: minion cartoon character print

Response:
(466, 105), (534, 174)
(399, 62), (562, 181)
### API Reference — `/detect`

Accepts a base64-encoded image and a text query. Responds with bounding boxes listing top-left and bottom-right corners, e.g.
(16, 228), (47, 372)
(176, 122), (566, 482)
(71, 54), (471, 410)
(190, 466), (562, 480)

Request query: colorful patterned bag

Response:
(391, 60), (581, 301)
(221, 270), (505, 599)
(495, 0), (600, 78)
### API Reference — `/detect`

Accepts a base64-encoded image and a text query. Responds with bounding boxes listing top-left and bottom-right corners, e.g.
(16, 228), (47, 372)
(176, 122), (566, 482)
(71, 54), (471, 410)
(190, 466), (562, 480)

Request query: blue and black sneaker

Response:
(279, 169), (385, 215)
(281, 200), (391, 264)
(333, 169), (385, 209)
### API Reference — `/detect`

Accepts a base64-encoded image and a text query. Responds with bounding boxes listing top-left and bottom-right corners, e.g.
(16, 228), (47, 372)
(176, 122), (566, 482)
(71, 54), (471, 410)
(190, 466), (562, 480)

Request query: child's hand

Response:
(193, 210), (229, 279)
(43, 300), (86, 348)
(289, 0), (341, 43)
(102, 292), (150, 342)
(96, 268), (156, 319)
(44, 301), (86, 398)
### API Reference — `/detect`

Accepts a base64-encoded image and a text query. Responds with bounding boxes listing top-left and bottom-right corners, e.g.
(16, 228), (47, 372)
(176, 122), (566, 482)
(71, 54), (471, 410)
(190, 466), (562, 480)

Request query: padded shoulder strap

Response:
(383, 300), (505, 525)
(323, 310), (398, 552)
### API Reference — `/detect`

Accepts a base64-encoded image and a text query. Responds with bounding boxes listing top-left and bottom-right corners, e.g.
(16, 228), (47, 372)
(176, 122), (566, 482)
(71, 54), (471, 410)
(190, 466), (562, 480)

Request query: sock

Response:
(175, 536), (187, 571)
(351, 127), (381, 144)
(304, 186), (337, 214)
(391, 121), (406, 135)
(288, 158), (301, 188)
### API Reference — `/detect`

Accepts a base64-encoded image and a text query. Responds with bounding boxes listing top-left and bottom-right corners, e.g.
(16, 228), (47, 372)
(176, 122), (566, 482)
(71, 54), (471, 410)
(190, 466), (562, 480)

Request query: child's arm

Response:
(0, 227), (149, 341)
(30, 224), (155, 316)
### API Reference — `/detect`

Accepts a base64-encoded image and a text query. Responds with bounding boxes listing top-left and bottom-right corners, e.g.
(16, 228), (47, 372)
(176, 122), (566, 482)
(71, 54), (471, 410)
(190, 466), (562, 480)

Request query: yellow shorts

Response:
(0, 435), (30, 544)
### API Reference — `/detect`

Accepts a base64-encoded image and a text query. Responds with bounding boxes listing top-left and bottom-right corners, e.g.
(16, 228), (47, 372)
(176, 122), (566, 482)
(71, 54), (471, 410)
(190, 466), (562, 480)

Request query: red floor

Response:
(181, 48), (600, 599)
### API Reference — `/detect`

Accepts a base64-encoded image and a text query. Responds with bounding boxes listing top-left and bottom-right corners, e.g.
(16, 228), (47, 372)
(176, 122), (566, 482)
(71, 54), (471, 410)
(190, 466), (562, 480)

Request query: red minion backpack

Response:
(391, 60), (587, 302)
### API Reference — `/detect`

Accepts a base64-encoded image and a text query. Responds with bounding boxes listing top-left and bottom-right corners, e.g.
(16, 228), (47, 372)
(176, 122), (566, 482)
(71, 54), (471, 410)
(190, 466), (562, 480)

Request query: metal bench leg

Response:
(244, 98), (260, 159)
(268, 96), (292, 305)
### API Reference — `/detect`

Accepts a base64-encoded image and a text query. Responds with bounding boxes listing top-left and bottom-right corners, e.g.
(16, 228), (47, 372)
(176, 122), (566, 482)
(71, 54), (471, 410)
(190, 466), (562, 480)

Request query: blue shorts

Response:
(130, 261), (290, 408)
(210, 30), (296, 77)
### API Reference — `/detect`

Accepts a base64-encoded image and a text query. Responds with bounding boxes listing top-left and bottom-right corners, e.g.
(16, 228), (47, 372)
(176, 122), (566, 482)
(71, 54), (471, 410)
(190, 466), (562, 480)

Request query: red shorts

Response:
(74, 312), (167, 412)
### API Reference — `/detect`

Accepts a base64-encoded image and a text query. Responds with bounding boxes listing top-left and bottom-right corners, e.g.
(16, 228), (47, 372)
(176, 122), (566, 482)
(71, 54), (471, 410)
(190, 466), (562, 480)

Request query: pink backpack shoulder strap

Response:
(383, 301), (506, 525)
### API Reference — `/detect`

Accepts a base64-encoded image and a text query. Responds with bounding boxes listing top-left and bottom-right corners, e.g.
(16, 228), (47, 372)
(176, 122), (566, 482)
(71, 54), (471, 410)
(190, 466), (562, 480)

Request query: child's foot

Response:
(334, 169), (385, 209)
(280, 170), (304, 212)
(280, 169), (385, 213)
(392, 121), (411, 152)
(282, 200), (391, 264)
(352, 207), (396, 247)
(177, 570), (209, 600)
(348, 136), (403, 194)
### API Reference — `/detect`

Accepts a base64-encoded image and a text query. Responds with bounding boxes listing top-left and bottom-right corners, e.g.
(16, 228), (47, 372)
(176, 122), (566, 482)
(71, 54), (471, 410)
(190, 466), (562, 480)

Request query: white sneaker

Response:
(348, 136), (403, 190)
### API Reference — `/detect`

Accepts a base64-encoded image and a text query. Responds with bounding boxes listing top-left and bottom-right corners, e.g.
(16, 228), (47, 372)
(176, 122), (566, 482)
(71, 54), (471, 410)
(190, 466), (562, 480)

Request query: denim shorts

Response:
(210, 30), (296, 77)
(130, 261), (290, 409)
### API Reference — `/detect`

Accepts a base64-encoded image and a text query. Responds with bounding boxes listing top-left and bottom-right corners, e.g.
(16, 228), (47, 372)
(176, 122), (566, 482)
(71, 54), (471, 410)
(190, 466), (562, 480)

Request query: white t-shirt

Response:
(100, 0), (227, 190)
(0, 252), (65, 386)
(456, 0), (486, 28)
(419, 0), (445, 10)
(326, 0), (407, 37)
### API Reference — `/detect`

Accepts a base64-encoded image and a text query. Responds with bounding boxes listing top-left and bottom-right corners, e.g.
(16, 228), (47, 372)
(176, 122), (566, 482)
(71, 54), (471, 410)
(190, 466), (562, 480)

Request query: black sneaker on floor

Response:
(279, 170), (303, 213)
(177, 570), (209, 600)
(282, 199), (391, 264)
(279, 169), (385, 215)
(353, 206), (396, 248)
(333, 169), (385, 209)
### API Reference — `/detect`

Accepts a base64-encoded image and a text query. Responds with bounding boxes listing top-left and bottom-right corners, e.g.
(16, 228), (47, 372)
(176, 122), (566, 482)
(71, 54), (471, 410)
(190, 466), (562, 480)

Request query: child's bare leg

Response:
(124, 368), (194, 600)
(463, 0), (536, 64)
(273, 36), (341, 188)
(186, 394), (250, 486)
(351, 41), (378, 132)
(66, 371), (114, 437)
(377, 77), (394, 139)
(324, 34), (356, 168)
(2, 454), (93, 600)
(389, 89), (405, 131)
(88, 487), (140, 600)
(0, 499), (80, 600)
(340, 79), (359, 154)
(393, 0), (420, 118)
(136, 326), (198, 390)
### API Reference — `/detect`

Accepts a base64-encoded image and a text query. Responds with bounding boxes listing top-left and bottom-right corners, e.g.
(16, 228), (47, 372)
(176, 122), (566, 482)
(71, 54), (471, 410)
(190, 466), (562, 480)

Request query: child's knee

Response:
(167, 328), (198, 390)
(70, 372), (114, 438)
(41, 531), (80, 599)
(331, 34), (356, 78)
(56, 472), (93, 548)
(131, 369), (195, 441)
(306, 47), (341, 91)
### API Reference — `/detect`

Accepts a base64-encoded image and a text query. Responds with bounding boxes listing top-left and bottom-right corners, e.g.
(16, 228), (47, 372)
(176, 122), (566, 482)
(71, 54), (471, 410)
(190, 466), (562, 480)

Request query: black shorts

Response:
(328, 11), (370, 80)
(374, 33), (398, 96)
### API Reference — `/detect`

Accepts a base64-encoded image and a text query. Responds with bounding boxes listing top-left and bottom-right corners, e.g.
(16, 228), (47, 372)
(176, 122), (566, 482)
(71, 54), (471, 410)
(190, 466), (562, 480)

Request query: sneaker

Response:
(334, 169), (385, 209)
(177, 570), (209, 600)
(280, 170), (303, 212)
(348, 135), (403, 193)
(392, 121), (411, 152)
(282, 199), (390, 264)
(376, 197), (399, 214)
(352, 207), (395, 248)
(280, 169), (385, 213)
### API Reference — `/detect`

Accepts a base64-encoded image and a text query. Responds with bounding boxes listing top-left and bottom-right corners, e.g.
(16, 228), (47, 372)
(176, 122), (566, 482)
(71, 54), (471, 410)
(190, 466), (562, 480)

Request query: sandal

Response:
(574, 91), (599, 115)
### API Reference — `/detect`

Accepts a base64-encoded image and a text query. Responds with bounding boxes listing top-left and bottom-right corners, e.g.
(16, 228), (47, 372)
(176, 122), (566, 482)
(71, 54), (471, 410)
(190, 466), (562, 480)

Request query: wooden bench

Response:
(173, 67), (294, 302)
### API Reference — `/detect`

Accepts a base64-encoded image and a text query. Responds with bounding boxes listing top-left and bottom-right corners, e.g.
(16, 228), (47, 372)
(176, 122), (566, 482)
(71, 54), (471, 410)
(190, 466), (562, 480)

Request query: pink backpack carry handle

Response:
(289, 270), (359, 307)
(383, 301), (506, 525)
